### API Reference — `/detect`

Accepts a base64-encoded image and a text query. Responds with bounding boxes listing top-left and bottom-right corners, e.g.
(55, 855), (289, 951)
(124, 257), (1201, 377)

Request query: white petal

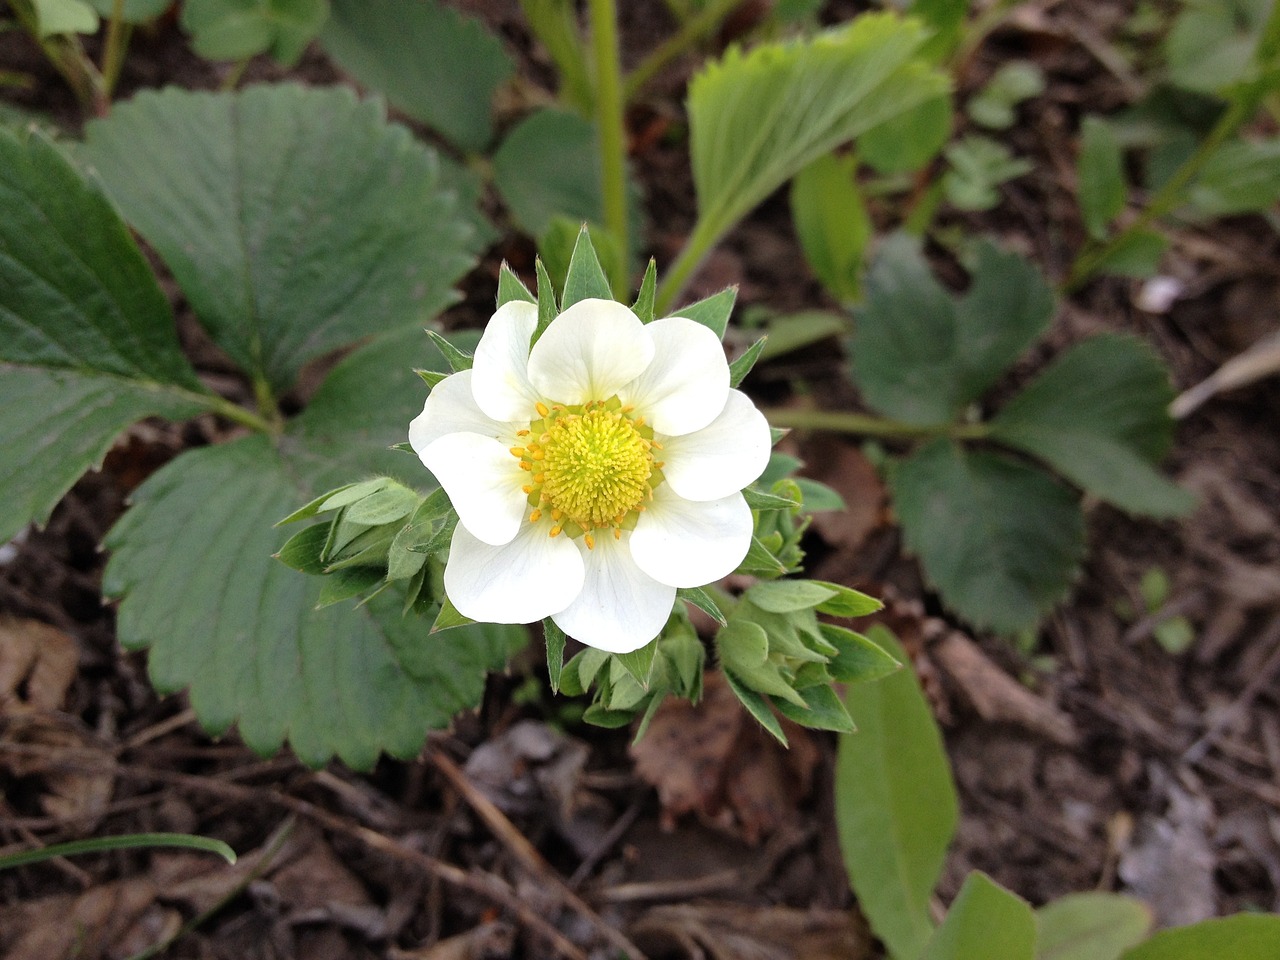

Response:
(408, 370), (518, 452)
(630, 487), (754, 588)
(420, 433), (526, 546)
(617, 317), (729, 436)
(471, 300), (542, 422)
(527, 298), (654, 404)
(445, 521), (585, 624)
(551, 534), (675, 653)
(660, 389), (773, 502)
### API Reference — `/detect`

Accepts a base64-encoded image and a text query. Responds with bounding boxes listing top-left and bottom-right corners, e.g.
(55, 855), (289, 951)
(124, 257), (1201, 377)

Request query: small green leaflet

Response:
(180, 0), (329, 66)
(920, 872), (1037, 960)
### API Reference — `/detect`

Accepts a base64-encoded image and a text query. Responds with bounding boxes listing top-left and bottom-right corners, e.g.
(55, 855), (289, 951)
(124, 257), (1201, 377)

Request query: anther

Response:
(536, 402), (550, 417)
(584, 534), (595, 550)
(519, 462), (533, 471)
(522, 485), (533, 494)
(529, 509), (542, 522)
(613, 528), (622, 540)
(509, 446), (526, 457)
(549, 525), (562, 537)
(517, 429), (531, 436)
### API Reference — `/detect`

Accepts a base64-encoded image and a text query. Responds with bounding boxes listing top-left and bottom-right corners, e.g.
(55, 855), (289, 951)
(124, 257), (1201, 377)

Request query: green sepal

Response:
(582, 704), (636, 728)
(812, 581), (884, 618)
(729, 336), (768, 388)
(632, 692), (667, 743)
(497, 261), (536, 306)
(389, 441), (415, 455)
(561, 225), (612, 309)
(316, 566), (385, 609)
(615, 640), (659, 689)
(606, 661), (649, 710)
(677, 585), (727, 625)
(770, 427), (789, 446)
(430, 594), (475, 633)
(275, 481), (364, 526)
(795, 477), (846, 512)
(671, 286), (737, 339)
(397, 488), (454, 553)
(415, 368), (450, 388)
(532, 257), (558, 346)
(424, 328), (474, 372)
(743, 487), (801, 512)
(342, 482), (419, 526)
(386, 525), (429, 582)
(746, 579), (839, 613)
(736, 535), (788, 577)
(632, 258), (658, 323)
(543, 618), (567, 693)
(822, 624), (901, 684)
(722, 670), (787, 746)
(274, 523), (331, 575)
(774, 682), (855, 733)
(324, 523), (399, 571)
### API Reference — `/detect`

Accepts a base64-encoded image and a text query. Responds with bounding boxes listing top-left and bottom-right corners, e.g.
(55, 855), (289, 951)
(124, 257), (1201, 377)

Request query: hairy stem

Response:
(625, 0), (744, 101)
(587, 0), (630, 297)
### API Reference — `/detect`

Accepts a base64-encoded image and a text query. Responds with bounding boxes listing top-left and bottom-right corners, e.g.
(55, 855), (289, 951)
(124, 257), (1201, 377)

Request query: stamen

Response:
(584, 534), (595, 550)
(529, 509), (541, 522)
(536, 402), (550, 417)
(509, 446), (526, 457)
(549, 525), (562, 537)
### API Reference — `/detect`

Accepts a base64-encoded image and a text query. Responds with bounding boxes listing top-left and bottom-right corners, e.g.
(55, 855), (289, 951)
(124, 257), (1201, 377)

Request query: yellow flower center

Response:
(510, 399), (663, 546)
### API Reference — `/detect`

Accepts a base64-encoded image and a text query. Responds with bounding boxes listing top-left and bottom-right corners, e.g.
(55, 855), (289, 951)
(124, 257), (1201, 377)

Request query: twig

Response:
(1182, 614), (1280, 765)
(567, 791), (645, 890)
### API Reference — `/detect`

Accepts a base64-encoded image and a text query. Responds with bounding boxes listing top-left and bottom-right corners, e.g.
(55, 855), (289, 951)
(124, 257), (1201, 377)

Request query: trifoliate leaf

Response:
(836, 626), (957, 960)
(852, 236), (1055, 425)
(1035, 892), (1151, 960)
(920, 872), (1036, 960)
(990, 335), (1194, 517)
(81, 84), (488, 397)
(180, 0), (329, 66)
(790, 151), (871, 301)
(892, 441), (1085, 633)
(321, 0), (512, 151)
(0, 128), (214, 544)
(1078, 116), (1127, 240)
(687, 13), (947, 271)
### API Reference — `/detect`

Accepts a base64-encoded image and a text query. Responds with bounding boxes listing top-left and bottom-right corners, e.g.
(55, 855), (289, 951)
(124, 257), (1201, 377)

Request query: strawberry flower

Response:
(409, 298), (771, 653)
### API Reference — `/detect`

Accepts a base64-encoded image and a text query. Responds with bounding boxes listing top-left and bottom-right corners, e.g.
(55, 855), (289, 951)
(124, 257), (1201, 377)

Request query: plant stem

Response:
(220, 57), (251, 91)
(100, 0), (131, 97)
(762, 407), (990, 442)
(624, 0), (744, 101)
(587, 0), (630, 298)
(653, 213), (719, 314)
(209, 393), (277, 434)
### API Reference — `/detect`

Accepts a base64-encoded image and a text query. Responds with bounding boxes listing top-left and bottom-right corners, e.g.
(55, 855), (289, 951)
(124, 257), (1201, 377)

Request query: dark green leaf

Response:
(1120, 915), (1280, 960)
(892, 441), (1085, 633)
(1078, 116), (1127, 240)
(794, 477), (846, 512)
(676, 586), (727, 625)
(728, 336), (767, 388)
(670, 287), (736, 339)
(790, 151), (871, 301)
(561, 225), (614, 309)
(316, 565), (384, 609)
(837, 626), (957, 960)
(0, 128), (212, 544)
(543, 618), (567, 693)
(1094, 229), (1167, 278)
(1188, 138), (1280, 216)
(722, 669), (787, 745)
(81, 85), (487, 396)
(321, 0), (512, 151)
(1035, 892), (1151, 960)
(180, 0), (328, 65)
(492, 109), (604, 237)
(774, 682), (854, 732)
(990, 335), (1194, 517)
(920, 872), (1037, 960)
(821, 624), (900, 684)
(582, 705), (636, 728)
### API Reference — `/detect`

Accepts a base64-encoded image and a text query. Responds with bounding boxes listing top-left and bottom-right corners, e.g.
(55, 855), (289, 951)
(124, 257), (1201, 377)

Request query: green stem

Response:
(588, 0), (630, 297)
(209, 393), (277, 434)
(763, 407), (990, 442)
(653, 212), (721, 314)
(220, 56), (251, 91)
(0, 832), (235, 872)
(624, 0), (744, 101)
(100, 0), (131, 97)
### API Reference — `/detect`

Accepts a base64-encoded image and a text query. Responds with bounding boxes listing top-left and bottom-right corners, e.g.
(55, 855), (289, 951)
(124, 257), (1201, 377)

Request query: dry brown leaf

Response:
(629, 902), (873, 960)
(630, 671), (818, 844)
(0, 877), (158, 960)
(801, 440), (886, 551)
(388, 922), (516, 960)
(0, 617), (78, 716)
(0, 714), (115, 828)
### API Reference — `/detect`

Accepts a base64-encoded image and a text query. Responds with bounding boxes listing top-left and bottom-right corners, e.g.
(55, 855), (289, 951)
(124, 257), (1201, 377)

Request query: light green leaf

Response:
(1120, 914), (1280, 960)
(990, 335), (1195, 517)
(943, 135), (1033, 211)
(687, 13), (948, 267)
(852, 236), (1054, 425)
(1095, 228), (1168, 278)
(104, 330), (525, 768)
(921, 872), (1037, 960)
(892, 441), (1086, 633)
(791, 152), (871, 301)
(0, 128), (213, 544)
(1188, 138), (1280, 216)
(756, 311), (846, 361)
(774, 682), (854, 732)
(968, 62), (1044, 130)
(32, 0), (100, 34)
(180, 0), (329, 66)
(821, 624), (900, 684)
(811, 581), (883, 618)
(1079, 116), (1127, 240)
(1164, 0), (1272, 95)
(837, 625), (957, 960)
(87, 0), (172, 22)
(81, 85), (487, 397)
(860, 92), (953, 174)
(746, 579), (838, 613)
(321, 0), (512, 151)
(1036, 892), (1152, 960)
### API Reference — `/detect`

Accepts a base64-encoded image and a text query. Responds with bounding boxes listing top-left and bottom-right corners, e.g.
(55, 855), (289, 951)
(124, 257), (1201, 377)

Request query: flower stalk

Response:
(587, 0), (630, 297)
(762, 407), (990, 442)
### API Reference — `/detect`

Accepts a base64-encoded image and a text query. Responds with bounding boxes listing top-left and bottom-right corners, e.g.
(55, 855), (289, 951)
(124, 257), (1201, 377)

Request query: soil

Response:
(3, 1), (1280, 958)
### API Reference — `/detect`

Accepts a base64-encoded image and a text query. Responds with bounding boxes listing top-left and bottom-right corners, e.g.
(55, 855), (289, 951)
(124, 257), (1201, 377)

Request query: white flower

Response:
(409, 298), (772, 653)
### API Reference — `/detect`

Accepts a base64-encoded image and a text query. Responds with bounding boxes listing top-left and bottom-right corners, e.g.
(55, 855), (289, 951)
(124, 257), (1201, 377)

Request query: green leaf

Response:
(911, 0), (968, 59)
(756, 311), (846, 361)
(967, 62), (1044, 130)
(543, 618), (567, 693)
(1120, 915), (1280, 960)
(722, 669), (788, 745)
(561, 225), (614, 309)
(795, 477), (846, 512)
(892, 441), (1086, 633)
(943, 135), (1033, 211)
(670, 287), (736, 339)
(32, 0), (100, 35)
(81, 85), (487, 396)
(790, 152), (871, 302)
(860, 92), (953, 174)
(852, 236), (1054, 425)
(1188, 138), (1280, 216)
(86, 0), (171, 22)
(990, 335), (1195, 517)
(316, 565), (384, 608)
(0, 128), (212, 544)
(836, 625), (957, 960)
(1035, 892), (1151, 960)
(1095, 228), (1168, 278)
(821, 624), (900, 684)
(920, 872), (1037, 960)
(1078, 116), (1127, 240)
(1163, 0), (1273, 95)
(180, 0), (329, 66)
(496, 262), (536, 306)
(321, 0), (512, 151)
(492, 109), (607, 237)
(728, 336), (767, 388)
(687, 13), (948, 263)
(676, 586), (726, 625)
(746, 579), (838, 613)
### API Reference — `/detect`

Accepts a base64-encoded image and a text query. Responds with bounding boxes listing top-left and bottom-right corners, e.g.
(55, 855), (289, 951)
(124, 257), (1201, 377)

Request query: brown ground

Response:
(2, 1), (1279, 958)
